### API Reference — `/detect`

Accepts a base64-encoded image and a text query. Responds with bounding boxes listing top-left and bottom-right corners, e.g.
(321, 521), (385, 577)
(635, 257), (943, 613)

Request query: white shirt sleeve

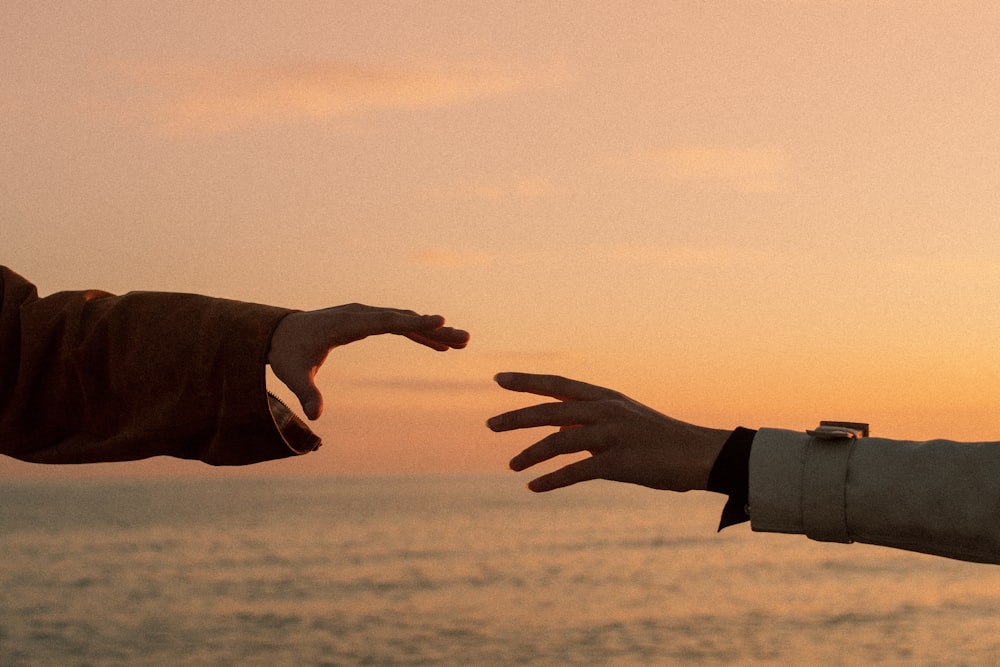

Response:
(748, 428), (1000, 564)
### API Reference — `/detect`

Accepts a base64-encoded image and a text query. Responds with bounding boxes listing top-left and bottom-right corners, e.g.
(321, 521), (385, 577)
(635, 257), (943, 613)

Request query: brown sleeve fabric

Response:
(1, 266), (320, 466)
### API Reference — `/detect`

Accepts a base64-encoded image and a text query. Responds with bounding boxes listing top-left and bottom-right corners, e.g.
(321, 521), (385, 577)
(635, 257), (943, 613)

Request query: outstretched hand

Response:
(487, 372), (730, 493)
(268, 304), (469, 420)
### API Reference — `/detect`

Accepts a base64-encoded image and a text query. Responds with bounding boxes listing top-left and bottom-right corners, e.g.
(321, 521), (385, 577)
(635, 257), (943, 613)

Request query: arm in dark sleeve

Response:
(1, 266), (319, 466)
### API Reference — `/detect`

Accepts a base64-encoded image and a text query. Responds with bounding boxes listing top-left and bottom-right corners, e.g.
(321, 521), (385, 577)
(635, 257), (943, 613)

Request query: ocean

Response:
(2, 474), (998, 666)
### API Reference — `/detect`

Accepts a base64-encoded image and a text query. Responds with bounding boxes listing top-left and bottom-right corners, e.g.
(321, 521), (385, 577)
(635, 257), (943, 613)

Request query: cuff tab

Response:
(801, 421), (867, 544)
(806, 421), (869, 440)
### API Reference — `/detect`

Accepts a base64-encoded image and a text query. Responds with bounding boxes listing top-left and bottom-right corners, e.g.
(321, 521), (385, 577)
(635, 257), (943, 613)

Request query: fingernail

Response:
(494, 372), (512, 385)
(486, 416), (502, 431)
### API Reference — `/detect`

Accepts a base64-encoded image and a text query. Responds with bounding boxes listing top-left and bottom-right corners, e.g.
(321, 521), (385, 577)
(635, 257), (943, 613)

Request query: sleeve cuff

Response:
(749, 427), (859, 543)
(707, 427), (756, 531)
(267, 393), (322, 455)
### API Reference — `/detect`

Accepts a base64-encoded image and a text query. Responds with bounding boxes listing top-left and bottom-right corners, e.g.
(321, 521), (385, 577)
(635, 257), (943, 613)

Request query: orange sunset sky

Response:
(3, 1), (1000, 479)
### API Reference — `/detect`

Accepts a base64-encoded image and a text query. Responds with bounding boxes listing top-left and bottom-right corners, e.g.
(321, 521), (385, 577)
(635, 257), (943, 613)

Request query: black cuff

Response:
(706, 427), (756, 531)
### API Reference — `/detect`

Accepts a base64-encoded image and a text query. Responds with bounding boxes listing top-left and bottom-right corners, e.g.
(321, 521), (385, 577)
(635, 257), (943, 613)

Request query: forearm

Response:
(749, 428), (1000, 564)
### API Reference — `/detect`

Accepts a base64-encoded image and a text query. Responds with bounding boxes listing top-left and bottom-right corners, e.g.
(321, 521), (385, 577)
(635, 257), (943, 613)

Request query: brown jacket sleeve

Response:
(0, 266), (320, 466)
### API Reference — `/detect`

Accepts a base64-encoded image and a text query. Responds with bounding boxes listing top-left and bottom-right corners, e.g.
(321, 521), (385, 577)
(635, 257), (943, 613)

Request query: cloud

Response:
(409, 248), (493, 268)
(647, 144), (789, 194)
(127, 59), (569, 135)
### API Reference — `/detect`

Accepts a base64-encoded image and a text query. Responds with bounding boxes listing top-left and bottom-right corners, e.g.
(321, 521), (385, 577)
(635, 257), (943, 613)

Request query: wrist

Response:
(692, 426), (734, 491)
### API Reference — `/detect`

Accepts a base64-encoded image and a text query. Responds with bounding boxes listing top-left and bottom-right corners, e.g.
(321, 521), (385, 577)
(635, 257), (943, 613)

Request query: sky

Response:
(3, 1), (1000, 479)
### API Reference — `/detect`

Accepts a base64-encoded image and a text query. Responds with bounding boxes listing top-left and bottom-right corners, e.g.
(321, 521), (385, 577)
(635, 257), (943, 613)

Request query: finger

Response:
(370, 311), (448, 334)
(332, 312), (445, 344)
(509, 427), (596, 471)
(493, 372), (616, 402)
(405, 334), (452, 351)
(332, 304), (461, 333)
(323, 304), (469, 345)
(525, 456), (603, 492)
(330, 303), (424, 316)
(429, 326), (471, 346)
(405, 326), (471, 350)
(487, 401), (604, 432)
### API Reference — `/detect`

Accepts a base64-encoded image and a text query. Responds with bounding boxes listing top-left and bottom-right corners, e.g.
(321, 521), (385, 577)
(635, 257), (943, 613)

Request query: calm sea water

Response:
(2, 474), (999, 666)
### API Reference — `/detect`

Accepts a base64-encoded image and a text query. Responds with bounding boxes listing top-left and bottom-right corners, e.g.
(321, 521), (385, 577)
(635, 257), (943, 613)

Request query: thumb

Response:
(287, 373), (324, 421)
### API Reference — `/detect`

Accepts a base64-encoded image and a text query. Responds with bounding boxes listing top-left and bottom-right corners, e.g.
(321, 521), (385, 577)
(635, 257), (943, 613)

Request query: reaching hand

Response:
(268, 304), (469, 420)
(487, 372), (730, 493)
